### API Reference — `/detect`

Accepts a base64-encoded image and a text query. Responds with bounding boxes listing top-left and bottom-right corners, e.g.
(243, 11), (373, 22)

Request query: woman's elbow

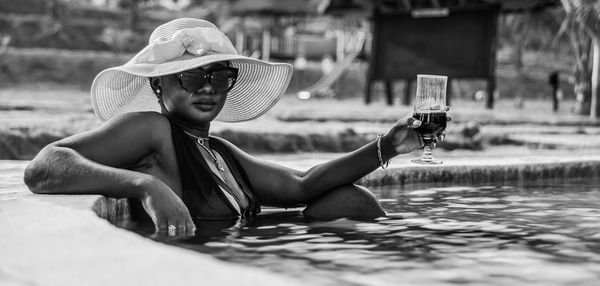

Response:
(293, 180), (313, 204)
(23, 146), (59, 194)
(24, 162), (46, 194)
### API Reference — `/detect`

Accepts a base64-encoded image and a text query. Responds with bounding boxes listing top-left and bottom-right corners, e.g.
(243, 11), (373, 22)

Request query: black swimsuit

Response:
(169, 120), (261, 219)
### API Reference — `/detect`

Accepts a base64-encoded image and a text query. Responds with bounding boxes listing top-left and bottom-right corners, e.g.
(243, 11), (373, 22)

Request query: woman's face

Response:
(159, 62), (236, 124)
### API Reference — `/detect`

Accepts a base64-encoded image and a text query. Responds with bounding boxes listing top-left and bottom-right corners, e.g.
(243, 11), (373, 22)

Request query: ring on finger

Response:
(168, 224), (176, 233)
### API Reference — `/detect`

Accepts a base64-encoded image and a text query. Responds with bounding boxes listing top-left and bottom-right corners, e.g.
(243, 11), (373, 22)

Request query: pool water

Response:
(122, 178), (600, 285)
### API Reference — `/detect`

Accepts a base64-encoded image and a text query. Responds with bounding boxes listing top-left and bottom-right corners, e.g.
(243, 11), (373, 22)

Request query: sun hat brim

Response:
(91, 53), (293, 122)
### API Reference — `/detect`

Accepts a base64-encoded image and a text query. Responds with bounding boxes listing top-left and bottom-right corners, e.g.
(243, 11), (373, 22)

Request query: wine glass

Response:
(411, 75), (448, 164)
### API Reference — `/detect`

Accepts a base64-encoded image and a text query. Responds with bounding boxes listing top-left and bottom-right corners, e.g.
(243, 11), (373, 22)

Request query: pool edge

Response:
(360, 158), (600, 187)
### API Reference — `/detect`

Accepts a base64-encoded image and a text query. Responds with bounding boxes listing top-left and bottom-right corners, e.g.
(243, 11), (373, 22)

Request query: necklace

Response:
(183, 131), (225, 173)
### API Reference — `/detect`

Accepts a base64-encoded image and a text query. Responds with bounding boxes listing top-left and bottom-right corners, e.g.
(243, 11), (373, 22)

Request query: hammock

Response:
(298, 32), (366, 99)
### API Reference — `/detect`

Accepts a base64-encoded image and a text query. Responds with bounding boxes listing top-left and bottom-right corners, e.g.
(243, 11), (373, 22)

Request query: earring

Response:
(156, 88), (161, 94)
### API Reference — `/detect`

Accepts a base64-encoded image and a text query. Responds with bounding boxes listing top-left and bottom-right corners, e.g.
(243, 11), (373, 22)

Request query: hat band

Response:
(130, 27), (238, 65)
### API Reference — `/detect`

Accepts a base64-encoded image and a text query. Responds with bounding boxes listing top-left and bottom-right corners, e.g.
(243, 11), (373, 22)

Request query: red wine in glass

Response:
(413, 110), (447, 145)
(411, 75), (448, 164)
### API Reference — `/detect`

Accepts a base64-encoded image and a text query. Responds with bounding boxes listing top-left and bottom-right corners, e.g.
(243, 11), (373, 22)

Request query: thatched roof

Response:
(326, 0), (560, 15)
(230, 0), (329, 15)
(230, 0), (560, 16)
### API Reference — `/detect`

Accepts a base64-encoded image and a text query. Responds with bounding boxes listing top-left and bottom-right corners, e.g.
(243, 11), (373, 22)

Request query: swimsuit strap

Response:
(169, 119), (260, 217)
(210, 137), (261, 216)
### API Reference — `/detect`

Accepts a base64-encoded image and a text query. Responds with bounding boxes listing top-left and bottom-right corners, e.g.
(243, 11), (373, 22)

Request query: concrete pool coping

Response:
(2, 155), (600, 286)
(0, 194), (305, 286)
(359, 155), (600, 186)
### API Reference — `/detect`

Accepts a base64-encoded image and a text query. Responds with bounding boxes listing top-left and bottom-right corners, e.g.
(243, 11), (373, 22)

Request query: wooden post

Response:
(337, 70), (345, 101)
(446, 78), (451, 107)
(549, 71), (560, 112)
(591, 39), (600, 119)
(262, 29), (271, 61)
(486, 6), (499, 109)
(385, 80), (394, 105)
(365, 9), (378, 105)
(486, 78), (495, 109)
(403, 79), (412, 106)
(365, 78), (372, 104)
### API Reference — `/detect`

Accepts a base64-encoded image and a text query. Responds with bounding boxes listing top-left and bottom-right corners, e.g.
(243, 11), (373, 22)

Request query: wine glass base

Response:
(411, 158), (443, 164)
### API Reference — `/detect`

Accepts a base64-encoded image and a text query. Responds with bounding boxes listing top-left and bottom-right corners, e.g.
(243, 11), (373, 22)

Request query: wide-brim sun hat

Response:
(91, 18), (293, 122)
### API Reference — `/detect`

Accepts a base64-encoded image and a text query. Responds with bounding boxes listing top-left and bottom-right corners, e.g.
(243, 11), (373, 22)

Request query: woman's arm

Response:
(25, 112), (160, 195)
(224, 116), (428, 207)
(24, 112), (195, 232)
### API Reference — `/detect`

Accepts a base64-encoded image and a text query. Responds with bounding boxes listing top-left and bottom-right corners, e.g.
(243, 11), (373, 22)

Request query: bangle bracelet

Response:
(376, 133), (389, 169)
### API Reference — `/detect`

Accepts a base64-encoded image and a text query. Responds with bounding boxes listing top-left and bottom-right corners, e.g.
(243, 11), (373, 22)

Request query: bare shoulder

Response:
(103, 111), (169, 131)
(51, 111), (172, 167)
(95, 111), (170, 146)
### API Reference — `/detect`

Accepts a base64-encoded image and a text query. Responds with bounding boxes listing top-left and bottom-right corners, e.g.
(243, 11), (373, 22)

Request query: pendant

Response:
(194, 136), (224, 173)
(216, 161), (225, 172)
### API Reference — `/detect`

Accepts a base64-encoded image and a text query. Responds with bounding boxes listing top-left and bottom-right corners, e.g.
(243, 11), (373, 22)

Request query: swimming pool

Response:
(121, 177), (600, 285)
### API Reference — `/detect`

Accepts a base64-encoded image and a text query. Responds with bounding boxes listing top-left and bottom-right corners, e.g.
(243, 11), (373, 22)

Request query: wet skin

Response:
(25, 60), (440, 234)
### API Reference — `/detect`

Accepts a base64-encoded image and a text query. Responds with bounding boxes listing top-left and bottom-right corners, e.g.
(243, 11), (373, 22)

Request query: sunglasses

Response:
(177, 66), (239, 93)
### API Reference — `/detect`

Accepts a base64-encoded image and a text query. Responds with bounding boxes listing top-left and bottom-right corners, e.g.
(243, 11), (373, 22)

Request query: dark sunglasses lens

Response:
(210, 70), (237, 91)
(178, 67), (237, 92)
(179, 72), (207, 93)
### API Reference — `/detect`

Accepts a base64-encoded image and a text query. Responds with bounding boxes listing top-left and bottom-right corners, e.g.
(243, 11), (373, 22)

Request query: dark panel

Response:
(370, 6), (498, 80)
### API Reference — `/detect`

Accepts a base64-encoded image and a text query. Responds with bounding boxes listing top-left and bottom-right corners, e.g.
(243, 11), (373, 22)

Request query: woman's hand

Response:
(140, 176), (196, 235)
(383, 115), (424, 155)
(432, 107), (452, 147)
(385, 108), (452, 154)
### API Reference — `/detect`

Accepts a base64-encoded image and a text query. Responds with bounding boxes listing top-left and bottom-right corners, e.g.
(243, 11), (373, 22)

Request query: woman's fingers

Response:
(437, 133), (446, 142)
(395, 116), (421, 130)
(157, 215), (195, 236)
(444, 106), (452, 122)
(156, 218), (168, 232)
(176, 220), (187, 232)
(166, 219), (183, 236)
(407, 117), (422, 129)
(186, 219), (197, 233)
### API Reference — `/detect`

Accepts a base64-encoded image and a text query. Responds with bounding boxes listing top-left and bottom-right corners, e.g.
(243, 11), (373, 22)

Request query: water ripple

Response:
(124, 178), (600, 286)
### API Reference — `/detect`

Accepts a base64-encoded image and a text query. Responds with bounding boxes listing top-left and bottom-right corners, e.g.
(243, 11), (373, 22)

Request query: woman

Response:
(24, 18), (445, 234)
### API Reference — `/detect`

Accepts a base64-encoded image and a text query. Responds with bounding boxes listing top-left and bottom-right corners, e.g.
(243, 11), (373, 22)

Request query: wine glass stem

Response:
(421, 145), (434, 161)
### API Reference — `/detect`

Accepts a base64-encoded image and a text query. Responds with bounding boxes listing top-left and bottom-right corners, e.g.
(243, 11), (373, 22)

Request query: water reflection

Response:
(122, 178), (600, 285)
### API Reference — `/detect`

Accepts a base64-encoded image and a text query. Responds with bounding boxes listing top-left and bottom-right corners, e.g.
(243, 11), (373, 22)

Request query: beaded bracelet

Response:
(376, 133), (389, 169)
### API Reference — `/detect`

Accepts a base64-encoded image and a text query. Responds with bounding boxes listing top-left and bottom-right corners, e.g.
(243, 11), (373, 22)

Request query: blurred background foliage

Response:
(0, 0), (575, 55)
(0, 0), (598, 114)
